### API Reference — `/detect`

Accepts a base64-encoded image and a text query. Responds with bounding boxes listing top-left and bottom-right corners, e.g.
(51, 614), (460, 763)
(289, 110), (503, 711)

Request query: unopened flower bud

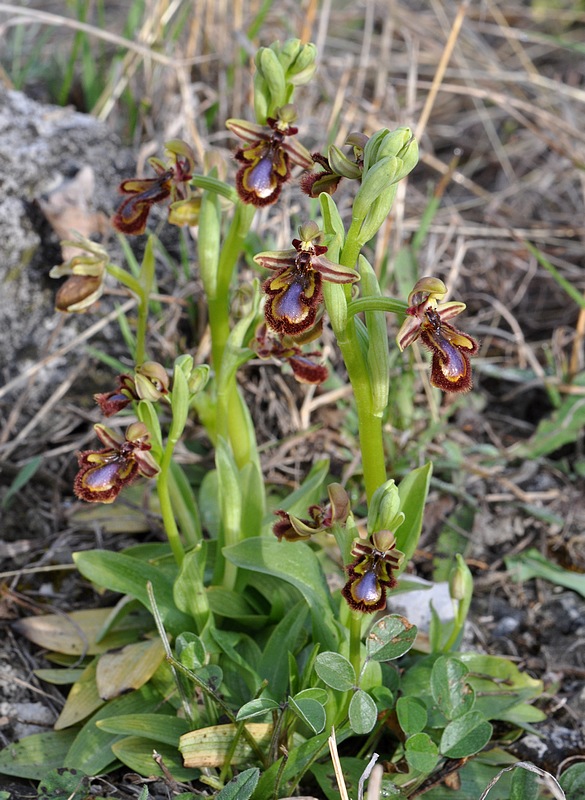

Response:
(188, 364), (210, 395)
(368, 480), (405, 536)
(449, 554), (473, 602)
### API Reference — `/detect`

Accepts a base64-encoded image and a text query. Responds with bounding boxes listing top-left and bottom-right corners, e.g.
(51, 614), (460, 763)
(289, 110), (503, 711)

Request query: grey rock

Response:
(0, 86), (135, 409)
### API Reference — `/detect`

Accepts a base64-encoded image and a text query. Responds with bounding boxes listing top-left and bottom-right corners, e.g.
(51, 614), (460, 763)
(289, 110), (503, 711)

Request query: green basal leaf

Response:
(348, 689), (377, 734)
(439, 711), (493, 758)
(431, 656), (475, 721)
(396, 696), (428, 735)
(207, 587), (269, 628)
(459, 653), (543, 722)
(95, 595), (148, 644)
(314, 652), (355, 692)
(498, 702), (546, 730)
(224, 538), (340, 651)
(96, 713), (189, 745)
(54, 658), (104, 730)
(34, 668), (85, 685)
(0, 730), (78, 780)
(111, 736), (199, 782)
(65, 683), (165, 776)
(366, 614), (417, 662)
(217, 767), (259, 800)
(236, 698), (280, 721)
(258, 601), (309, 700)
(173, 545), (209, 625)
(38, 768), (89, 800)
(73, 550), (193, 635)
(288, 696), (326, 734)
(405, 732), (439, 774)
(395, 462), (433, 567)
(510, 377), (585, 459)
(506, 547), (585, 599)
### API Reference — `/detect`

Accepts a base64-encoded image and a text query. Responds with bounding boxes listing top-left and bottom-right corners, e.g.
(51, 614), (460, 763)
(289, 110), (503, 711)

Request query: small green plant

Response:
(1, 37), (549, 800)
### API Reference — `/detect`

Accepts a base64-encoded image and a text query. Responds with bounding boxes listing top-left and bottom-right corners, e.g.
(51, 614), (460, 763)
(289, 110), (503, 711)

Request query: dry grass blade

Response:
(477, 761), (566, 800)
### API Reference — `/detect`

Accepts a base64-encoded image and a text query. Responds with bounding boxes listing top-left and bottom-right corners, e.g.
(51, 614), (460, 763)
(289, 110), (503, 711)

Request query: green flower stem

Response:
(168, 463), (202, 548)
(157, 440), (186, 567)
(209, 201), (256, 368)
(324, 282), (386, 504)
(208, 201), (257, 469)
(348, 297), (408, 317)
(349, 611), (363, 681)
(107, 236), (156, 365)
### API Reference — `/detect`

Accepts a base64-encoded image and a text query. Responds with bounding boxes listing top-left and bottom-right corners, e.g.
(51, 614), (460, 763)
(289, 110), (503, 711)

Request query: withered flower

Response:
(226, 105), (313, 206)
(341, 530), (405, 613)
(50, 238), (109, 313)
(112, 140), (196, 235)
(273, 483), (351, 542)
(300, 132), (366, 198)
(396, 277), (479, 393)
(74, 422), (159, 504)
(254, 222), (360, 337)
(134, 361), (170, 402)
(252, 323), (328, 385)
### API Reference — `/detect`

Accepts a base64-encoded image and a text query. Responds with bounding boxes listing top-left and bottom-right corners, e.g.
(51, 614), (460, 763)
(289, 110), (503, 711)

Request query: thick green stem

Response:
(135, 296), (149, 366)
(325, 283), (387, 504)
(209, 202), (256, 369)
(156, 443), (186, 567)
(349, 612), (363, 681)
(207, 202), (257, 469)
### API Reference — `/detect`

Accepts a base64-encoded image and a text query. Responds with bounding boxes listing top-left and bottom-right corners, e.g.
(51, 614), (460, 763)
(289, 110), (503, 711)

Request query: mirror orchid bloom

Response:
(397, 277), (479, 393)
(74, 422), (159, 504)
